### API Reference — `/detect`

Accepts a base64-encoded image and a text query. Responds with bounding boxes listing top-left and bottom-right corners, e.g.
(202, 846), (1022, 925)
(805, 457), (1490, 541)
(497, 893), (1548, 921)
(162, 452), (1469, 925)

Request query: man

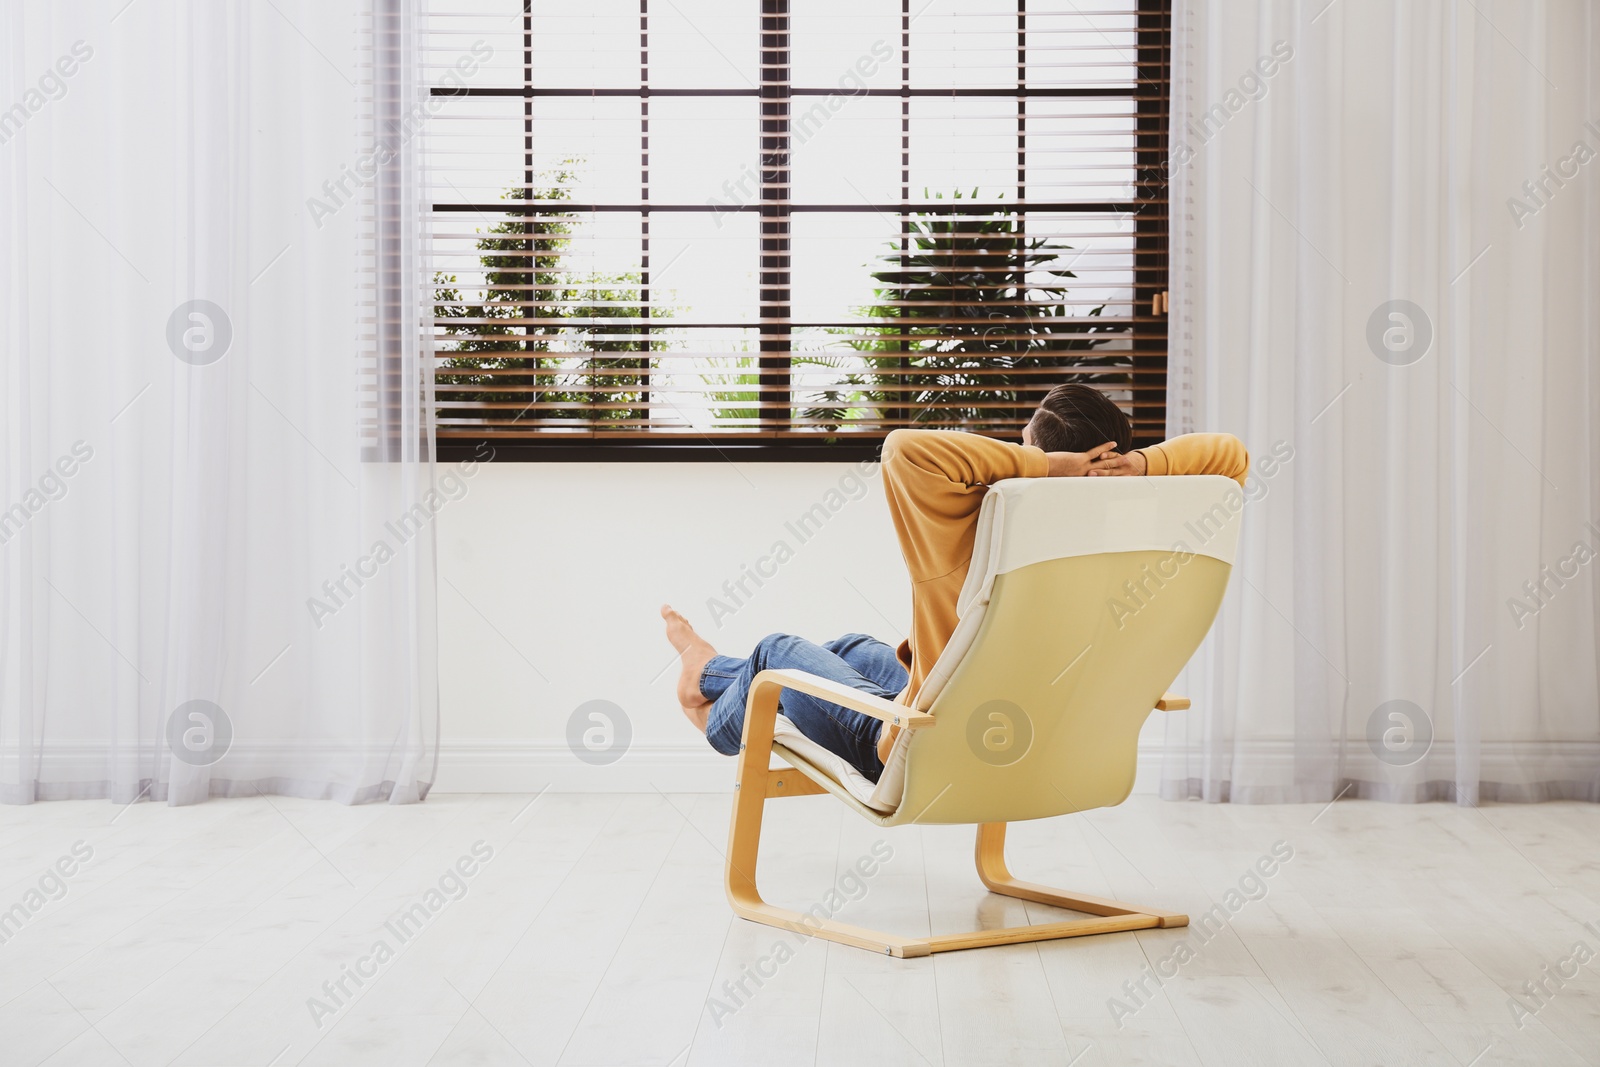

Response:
(662, 384), (1249, 782)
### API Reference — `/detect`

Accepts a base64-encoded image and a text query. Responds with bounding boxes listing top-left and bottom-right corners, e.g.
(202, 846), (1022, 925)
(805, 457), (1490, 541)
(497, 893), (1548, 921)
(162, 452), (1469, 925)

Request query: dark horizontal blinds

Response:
(426, 0), (1170, 454)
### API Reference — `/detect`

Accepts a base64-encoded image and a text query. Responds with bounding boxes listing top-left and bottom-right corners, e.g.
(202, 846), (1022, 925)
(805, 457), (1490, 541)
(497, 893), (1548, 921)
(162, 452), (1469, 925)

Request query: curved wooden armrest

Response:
(751, 669), (936, 730)
(1155, 692), (1189, 711)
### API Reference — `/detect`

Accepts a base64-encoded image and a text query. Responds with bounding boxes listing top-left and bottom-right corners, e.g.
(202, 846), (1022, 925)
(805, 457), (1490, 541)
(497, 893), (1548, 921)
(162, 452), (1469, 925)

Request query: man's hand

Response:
(1045, 441), (1123, 477)
(1085, 450), (1148, 477)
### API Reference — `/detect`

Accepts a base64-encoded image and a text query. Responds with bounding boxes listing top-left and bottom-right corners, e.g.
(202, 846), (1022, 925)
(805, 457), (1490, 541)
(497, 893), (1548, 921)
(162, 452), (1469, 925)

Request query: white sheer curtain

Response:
(0, 0), (439, 805)
(1160, 0), (1600, 804)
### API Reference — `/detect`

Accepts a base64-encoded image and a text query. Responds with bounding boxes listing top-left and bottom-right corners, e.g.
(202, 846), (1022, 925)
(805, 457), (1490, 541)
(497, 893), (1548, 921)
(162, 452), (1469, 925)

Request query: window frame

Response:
(431, 0), (1172, 463)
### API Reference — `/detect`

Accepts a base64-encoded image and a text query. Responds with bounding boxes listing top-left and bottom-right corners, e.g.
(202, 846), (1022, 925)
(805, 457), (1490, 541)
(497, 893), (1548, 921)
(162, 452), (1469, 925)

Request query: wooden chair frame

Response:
(725, 669), (1190, 958)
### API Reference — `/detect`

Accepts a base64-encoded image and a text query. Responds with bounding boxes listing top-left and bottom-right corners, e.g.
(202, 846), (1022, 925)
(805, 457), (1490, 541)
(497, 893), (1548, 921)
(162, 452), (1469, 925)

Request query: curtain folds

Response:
(0, 0), (439, 805)
(1161, 0), (1600, 803)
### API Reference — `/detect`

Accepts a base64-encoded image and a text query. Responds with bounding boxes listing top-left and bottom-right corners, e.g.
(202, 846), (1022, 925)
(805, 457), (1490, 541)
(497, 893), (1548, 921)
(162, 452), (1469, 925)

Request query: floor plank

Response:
(1, 796), (1597, 1067)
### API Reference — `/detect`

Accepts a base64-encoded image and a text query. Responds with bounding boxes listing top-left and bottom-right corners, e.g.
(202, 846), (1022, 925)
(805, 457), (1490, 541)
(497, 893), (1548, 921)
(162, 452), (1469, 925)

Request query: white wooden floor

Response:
(0, 793), (1596, 1067)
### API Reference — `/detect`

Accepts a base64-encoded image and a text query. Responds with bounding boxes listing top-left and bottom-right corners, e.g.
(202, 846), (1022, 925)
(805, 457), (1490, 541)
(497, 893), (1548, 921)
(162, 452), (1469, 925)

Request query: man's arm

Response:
(1137, 433), (1250, 483)
(876, 430), (1120, 764)
(875, 430), (1048, 764)
(1089, 432), (1250, 486)
(880, 429), (1049, 584)
(882, 429), (1123, 580)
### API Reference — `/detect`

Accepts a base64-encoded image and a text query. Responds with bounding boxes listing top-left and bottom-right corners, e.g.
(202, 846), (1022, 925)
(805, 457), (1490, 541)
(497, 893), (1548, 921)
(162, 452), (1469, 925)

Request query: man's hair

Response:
(1026, 384), (1133, 454)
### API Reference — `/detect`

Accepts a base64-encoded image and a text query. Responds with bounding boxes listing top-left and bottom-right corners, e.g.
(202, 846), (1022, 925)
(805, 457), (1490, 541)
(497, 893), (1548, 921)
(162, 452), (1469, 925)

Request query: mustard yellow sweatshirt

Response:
(876, 429), (1250, 762)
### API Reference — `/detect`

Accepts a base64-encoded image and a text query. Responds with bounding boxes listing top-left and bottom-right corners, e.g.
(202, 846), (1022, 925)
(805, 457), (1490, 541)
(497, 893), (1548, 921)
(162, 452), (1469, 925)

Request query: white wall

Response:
(435, 460), (1169, 793)
(435, 460), (910, 791)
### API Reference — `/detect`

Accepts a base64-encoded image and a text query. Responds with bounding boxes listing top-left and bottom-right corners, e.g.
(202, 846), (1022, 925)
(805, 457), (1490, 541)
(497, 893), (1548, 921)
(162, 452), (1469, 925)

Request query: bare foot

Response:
(681, 700), (712, 734)
(661, 604), (718, 715)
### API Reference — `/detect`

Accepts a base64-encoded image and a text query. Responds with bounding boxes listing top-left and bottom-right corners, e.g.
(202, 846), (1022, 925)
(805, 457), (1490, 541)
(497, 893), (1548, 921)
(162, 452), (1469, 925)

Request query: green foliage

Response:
(434, 172), (672, 426)
(434, 182), (1121, 437)
(702, 360), (762, 426)
(801, 189), (1123, 432)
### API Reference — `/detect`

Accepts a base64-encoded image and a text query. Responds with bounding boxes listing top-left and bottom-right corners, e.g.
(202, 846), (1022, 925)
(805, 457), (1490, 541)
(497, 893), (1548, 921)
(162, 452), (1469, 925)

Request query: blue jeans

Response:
(701, 633), (908, 783)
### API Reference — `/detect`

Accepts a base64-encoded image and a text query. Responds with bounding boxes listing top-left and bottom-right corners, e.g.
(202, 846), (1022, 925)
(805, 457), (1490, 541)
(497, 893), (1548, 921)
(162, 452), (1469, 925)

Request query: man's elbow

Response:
(882, 428), (908, 459)
(1225, 434), (1251, 485)
(882, 428), (931, 476)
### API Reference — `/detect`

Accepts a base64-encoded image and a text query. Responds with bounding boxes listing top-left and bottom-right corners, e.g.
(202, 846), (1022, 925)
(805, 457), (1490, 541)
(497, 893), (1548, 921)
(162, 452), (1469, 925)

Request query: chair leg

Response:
(722, 674), (1187, 957)
(973, 822), (1189, 928)
(724, 673), (931, 958)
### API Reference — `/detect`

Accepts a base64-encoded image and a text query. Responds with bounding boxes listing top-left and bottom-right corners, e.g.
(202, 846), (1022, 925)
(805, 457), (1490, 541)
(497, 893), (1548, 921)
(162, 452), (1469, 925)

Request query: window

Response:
(427, 0), (1170, 460)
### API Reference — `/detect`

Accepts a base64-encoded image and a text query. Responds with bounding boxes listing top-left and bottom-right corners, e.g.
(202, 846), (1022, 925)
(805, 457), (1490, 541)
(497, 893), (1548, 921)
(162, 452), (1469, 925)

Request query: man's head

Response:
(1022, 384), (1133, 454)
